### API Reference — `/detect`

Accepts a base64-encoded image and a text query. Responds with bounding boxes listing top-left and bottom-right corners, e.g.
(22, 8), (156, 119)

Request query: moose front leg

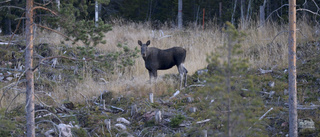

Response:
(148, 70), (158, 84)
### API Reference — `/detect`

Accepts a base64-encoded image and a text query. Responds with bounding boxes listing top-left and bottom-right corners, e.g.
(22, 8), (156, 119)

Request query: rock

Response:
(115, 123), (127, 130)
(156, 133), (166, 137)
(130, 104), (138, 116)
(117, 117), (131, 125)
(189, 107), (197, 113)
(298, 118), (315, 130)
(104, 119), (111, 130)
(149, 93), (154, 103)
(284, 89), (289, 95)
(6, 77), (13, 81)
(268, 81), (275, 88)
(202, 130), (208, 137)
(143, 111), (155, 121)
(169, 90), (180, 99)
(14, 73), (21, 78)
(57, 123), (73, 137)
(155, 110), (162, 124)
(197, 69), (208, 75)
(186, 97), (194, 103)
(45, 129), (55, 137)
(269, 91), (275, 98)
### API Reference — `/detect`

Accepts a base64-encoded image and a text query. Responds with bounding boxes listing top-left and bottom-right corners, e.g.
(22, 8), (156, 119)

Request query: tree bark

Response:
(26, 0), (35, 137)
(95, 0), (99, 27)
(259, 6), (265, 26)
(288, 0), (298, 136)
(178, 0), (183, 29)
(231, 0), (237, 25)
(227, 31), (232, 137)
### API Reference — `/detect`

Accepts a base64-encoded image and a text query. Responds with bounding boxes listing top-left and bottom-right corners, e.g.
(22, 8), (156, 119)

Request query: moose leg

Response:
(183, 67), (188, 87)
(152, 70), (158, 82)
(177, 64), (187, 89)
(148, 70), (158, 84)
(148, 70), (153, 84)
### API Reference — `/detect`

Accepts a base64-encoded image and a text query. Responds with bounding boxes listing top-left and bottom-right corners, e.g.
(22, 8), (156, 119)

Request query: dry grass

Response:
(9, 20), (317, 105)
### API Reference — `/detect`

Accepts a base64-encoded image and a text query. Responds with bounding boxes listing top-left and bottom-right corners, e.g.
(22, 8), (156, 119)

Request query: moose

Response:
(138, 40), (188, 89)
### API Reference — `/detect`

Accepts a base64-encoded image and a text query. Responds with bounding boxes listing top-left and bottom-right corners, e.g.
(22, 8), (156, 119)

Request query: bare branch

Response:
(0, 5), (25, 10)
(5, 91), (25, 116)
(34, 0), (53, 7)
(35, 94), (53, 107)
(0, 0), (11, 5)
(270, 30), (288, 43)
(35, 109), (62, 123)
(259, 107), (273, 120)
(7, 12), (25, 49)
(31, 6), (58, 16)
(266, 4), (289, 21)
(297, 8), (320, 16)
(37, 24), (71, 40)
(267, 1), (320, 21)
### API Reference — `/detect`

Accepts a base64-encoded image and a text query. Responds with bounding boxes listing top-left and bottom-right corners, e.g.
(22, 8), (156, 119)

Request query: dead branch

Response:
(297, 8), (320, 16)
(36, 91), (58, 105)
(31, 6), (58, 16)
(196, 119), (210, 124)
(0, 5), (25, 10)
(0, 0), (11, 5)
(37, 24), (72, 40)
(34, 0), (53, 7)
(5, 91), (25, 116)
(267, 1), (320, 22)
(36, 120), (59, 135)
(0, 67), (28, 107)
(259, 107), (273, 120)
(270, 30), (288, 44)
(266, 4), (289, 21)
(7, 12), (25, 49)
(35, 109), (62, 123)
(32, 55), (92, 72)
(34, 94), (52, 107)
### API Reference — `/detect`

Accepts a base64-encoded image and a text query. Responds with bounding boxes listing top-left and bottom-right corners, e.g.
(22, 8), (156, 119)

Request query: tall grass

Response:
(4, 19), (318, 106)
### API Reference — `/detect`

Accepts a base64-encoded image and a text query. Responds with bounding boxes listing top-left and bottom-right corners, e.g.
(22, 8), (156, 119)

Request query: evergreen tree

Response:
(202, 22), (265, 136)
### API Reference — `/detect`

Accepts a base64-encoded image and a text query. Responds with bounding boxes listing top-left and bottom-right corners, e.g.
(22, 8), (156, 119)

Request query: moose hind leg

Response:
(177, 64), (187, 89)
(184, 67), (188, 87)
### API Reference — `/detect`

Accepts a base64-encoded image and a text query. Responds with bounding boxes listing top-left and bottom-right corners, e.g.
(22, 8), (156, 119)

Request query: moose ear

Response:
(138, 40), (142, 46)
(146, 40), (150, 46)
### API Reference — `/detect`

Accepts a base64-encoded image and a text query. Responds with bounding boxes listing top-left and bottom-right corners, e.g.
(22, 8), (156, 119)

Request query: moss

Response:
(170, 115), (185, 128)
(72, 127), (88, 137)
(0, 108), (24, 137)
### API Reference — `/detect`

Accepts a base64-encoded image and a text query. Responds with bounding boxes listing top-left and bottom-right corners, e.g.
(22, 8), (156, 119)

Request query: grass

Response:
(1, 19), (319, 106)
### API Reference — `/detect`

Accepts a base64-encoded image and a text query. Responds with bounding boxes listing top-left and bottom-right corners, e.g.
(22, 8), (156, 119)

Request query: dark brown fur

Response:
(138, 40), (188, 89)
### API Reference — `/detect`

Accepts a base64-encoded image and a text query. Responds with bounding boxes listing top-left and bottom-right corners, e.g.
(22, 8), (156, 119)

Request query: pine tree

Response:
(203, 22), (265, 136)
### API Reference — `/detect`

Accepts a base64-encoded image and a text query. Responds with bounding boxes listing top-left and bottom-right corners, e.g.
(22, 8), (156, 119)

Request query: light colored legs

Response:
(178, 64), (188, 89)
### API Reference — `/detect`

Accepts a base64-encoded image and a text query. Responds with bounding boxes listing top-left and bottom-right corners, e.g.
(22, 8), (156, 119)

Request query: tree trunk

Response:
(219, 2), (222, 25)
(56, 0), (60, 10)
(178, 0), (183, 29)
(260, 0), (267, 26)
(288, 0), (298, 136)
(4, 8), (12, 35)
(259, 6), (265, 26)
(26, 0), (35, 137)
(231, 0), (237, 25)
(240, 0), (244, 27)
(95, 0), (99, 27)
(227, 31), (232, 137)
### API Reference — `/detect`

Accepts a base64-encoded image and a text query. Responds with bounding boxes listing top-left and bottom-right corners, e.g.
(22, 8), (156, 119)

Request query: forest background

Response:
(0, 0), (320, 136)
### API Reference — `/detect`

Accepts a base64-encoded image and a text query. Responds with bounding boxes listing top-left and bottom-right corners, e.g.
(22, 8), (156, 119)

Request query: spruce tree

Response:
(202, 22), (265, 136)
